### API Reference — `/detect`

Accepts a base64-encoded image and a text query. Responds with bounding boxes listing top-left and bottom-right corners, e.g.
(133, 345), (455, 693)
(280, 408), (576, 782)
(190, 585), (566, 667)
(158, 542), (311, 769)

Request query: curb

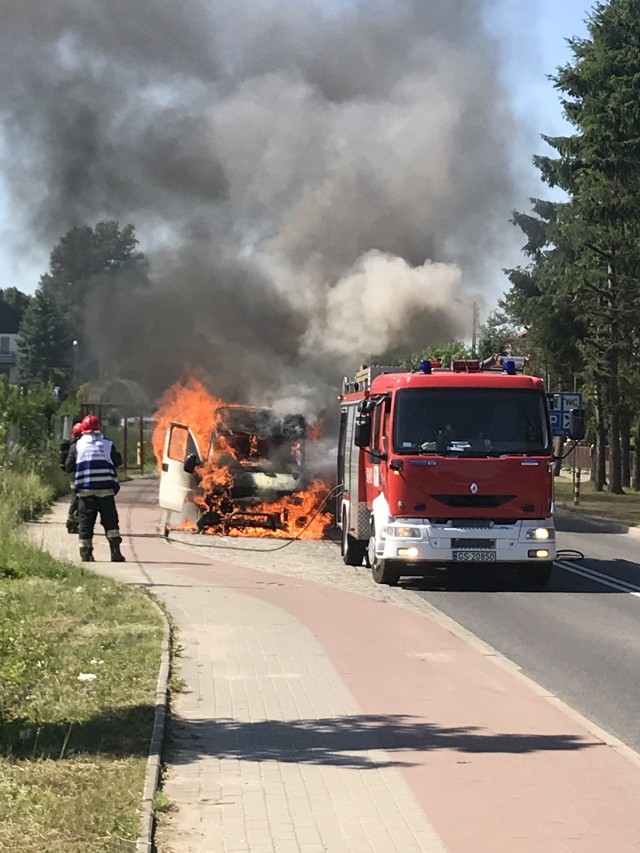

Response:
(27, 498), (172, 852)
(555, 503), (640, 539)
(135, 596), (171, 853)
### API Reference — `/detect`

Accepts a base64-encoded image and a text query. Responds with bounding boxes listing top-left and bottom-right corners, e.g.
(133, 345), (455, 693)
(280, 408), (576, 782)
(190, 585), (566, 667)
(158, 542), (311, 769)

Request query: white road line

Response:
(555, 560), (640, 597)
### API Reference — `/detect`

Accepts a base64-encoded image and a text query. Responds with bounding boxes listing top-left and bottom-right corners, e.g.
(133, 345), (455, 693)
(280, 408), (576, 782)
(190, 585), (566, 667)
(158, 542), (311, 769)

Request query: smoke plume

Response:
(0, 0), (519, 412)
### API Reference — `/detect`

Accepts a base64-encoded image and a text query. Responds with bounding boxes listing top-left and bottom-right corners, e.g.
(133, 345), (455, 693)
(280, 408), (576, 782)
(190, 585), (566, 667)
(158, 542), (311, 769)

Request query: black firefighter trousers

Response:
(78, 494), (121, 546)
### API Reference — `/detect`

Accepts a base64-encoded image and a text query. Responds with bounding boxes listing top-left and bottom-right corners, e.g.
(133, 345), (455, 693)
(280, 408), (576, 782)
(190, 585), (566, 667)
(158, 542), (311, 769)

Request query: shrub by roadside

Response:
(0, 439), (70, 525)
(0, 467), (54, 526)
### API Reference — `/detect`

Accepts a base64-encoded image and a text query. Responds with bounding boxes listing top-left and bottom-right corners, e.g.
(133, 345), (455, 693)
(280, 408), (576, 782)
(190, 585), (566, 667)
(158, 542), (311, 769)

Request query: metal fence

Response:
(566, 442), (636, 479)
(78, 404), (157, 474)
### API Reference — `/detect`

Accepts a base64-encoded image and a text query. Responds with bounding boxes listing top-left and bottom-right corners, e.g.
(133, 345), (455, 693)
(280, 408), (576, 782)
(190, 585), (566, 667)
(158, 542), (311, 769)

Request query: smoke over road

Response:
(0, 0), (519, 412)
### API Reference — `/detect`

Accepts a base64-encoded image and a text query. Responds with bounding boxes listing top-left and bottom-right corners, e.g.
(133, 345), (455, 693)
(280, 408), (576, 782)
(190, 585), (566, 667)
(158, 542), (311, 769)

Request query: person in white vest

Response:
(65, 413), (125, 562)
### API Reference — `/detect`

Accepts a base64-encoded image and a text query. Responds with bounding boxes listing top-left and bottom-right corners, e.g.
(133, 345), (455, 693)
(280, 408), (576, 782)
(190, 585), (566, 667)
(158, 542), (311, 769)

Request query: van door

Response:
(158, 422), (202, 512)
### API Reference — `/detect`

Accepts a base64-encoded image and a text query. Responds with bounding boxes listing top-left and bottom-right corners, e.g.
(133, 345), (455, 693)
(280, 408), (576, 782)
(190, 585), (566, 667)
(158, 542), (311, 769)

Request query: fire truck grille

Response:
(432, 495), (516, 509)
(451, 538), (496, 549)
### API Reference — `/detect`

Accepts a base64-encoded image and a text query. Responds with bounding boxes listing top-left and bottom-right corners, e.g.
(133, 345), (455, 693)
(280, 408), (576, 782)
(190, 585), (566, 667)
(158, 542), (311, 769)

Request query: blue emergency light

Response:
(503, 359), (517, 375)
(417, 359), (432, 374)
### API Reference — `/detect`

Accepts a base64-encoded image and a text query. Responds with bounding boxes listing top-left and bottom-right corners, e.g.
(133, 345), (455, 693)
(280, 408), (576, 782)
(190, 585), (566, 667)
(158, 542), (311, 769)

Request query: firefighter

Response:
(59, 421), (83, 534)
(65, 414), (125, 562)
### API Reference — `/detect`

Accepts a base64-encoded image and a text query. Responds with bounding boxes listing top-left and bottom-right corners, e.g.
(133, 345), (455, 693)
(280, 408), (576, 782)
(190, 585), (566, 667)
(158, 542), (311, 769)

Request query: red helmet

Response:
(71, 423), (83, 440)
(81, 414), (102, 434)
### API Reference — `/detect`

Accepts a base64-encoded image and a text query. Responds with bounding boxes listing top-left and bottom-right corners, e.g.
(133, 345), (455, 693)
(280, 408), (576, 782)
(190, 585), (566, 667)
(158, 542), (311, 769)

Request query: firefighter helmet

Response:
(81, 414), (102, 434)
(71, 422), (83, 440)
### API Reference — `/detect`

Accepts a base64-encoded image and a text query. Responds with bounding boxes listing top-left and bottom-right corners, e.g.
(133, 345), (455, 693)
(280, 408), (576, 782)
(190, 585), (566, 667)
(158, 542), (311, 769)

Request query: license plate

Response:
(452, 550), (496, 562)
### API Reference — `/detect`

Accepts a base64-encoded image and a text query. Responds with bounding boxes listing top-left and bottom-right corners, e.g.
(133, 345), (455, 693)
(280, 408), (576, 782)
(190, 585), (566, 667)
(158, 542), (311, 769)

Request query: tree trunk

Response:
(593, 382), (607, 491)
(608, 408), (623, 493)
(621, 407), (631, 488)
(607, 366), (624, 494)
(607, 340), (624, 495)
(595, 426), (607, 491)
(632, 417), (640, 491)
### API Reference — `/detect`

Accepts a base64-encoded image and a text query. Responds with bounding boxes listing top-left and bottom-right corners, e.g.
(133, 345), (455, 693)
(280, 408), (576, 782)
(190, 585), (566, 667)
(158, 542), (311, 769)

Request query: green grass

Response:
(0, 531), (164, 852)
(554, 474), (640, 527)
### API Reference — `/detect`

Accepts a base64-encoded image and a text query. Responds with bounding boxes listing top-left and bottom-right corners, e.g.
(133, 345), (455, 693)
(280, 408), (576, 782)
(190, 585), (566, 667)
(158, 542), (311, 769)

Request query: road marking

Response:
(555, 560), (640, 597)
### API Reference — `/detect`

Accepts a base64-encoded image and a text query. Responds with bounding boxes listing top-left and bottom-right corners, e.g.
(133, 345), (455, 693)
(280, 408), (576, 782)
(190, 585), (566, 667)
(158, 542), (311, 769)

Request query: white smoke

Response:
(302, 251), (461, 358)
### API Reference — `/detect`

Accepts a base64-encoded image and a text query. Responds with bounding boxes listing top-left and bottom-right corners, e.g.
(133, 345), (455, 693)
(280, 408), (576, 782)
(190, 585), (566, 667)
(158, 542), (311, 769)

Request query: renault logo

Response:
(470, 482), (479, 494)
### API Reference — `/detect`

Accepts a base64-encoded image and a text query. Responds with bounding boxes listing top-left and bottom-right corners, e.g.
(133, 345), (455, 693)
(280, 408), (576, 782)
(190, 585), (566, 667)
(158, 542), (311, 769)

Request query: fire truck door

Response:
(158, 422), (202, 512)
(369, 399), (386, 488)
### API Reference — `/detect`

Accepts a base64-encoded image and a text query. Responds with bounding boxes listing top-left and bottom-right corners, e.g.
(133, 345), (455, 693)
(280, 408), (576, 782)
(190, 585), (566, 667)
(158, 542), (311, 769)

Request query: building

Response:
(0, 332), (19, 383)
(0, 292), (25, 384)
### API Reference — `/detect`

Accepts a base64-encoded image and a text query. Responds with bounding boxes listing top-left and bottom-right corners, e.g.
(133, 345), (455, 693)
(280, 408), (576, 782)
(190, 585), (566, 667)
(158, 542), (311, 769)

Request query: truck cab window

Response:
(394, 389), (550, 455)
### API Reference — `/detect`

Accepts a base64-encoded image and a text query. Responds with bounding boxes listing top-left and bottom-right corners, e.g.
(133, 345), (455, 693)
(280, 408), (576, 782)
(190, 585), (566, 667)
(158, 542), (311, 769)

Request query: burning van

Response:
(155, 380), (332, 537)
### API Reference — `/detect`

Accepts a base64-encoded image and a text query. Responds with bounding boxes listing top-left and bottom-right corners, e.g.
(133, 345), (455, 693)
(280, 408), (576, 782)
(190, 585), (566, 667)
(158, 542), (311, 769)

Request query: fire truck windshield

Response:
(393, 388), (551, 456)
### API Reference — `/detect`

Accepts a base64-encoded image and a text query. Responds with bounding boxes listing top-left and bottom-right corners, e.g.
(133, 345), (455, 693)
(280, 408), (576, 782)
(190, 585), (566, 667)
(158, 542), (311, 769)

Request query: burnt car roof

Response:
(218, 406), (306, 438)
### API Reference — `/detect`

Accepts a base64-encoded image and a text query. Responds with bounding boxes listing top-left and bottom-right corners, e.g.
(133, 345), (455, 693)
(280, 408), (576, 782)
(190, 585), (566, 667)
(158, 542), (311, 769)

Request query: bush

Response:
(0, 468), (54, 526)
(0, 439), (69, 496)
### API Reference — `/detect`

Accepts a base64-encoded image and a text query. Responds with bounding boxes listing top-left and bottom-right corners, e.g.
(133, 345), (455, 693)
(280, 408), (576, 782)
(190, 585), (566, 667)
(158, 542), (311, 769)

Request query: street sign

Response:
(549, 411), (562, 432)
(546, 392), (583, 438)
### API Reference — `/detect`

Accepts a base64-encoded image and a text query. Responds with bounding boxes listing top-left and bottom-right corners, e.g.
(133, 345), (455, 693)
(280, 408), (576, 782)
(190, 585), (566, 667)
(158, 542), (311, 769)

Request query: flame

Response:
(307, 419), (324, 441)
(152, 378), (333, 539)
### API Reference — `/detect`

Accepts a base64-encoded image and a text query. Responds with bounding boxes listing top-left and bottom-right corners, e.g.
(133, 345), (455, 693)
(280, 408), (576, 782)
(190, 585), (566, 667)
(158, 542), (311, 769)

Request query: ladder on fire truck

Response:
(342, 355), (531, 394)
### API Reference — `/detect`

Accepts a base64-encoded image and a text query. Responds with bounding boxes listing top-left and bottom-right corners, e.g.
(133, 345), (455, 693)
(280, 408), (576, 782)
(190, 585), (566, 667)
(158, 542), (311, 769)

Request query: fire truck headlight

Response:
(397, 547), (420, 558)
(528, 549), (550, 559)
(387, 525), (422, 539)
(525, 527), (555, 541)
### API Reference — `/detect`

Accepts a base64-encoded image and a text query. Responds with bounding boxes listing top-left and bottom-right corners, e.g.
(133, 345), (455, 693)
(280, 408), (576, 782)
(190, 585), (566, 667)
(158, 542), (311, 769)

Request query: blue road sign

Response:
(549, 411), (563, 432)
(547, 392), (583, 438)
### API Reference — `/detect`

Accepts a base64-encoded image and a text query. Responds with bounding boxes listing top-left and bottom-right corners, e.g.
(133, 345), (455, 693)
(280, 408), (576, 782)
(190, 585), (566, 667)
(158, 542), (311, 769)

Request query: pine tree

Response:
(507, 0), (640, 492)
(17, 290), (72, 384)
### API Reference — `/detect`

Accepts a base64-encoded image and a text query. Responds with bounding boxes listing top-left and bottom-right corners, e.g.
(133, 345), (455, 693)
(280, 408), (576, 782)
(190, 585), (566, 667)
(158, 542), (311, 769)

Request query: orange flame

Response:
(152, 378), (333, 539)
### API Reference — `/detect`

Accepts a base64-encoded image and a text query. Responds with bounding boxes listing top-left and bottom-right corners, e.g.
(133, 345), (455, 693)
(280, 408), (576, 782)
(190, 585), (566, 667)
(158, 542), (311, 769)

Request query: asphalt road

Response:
(403, 510), (640, 753)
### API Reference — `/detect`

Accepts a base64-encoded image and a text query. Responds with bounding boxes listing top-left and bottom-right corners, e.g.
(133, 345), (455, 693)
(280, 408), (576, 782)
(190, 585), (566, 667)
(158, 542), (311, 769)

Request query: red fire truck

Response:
(337, 357), (584, 588)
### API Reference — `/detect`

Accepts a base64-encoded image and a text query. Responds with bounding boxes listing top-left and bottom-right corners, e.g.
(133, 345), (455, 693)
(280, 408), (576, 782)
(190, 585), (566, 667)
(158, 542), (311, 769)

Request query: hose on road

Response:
(557, 549), (585, 560)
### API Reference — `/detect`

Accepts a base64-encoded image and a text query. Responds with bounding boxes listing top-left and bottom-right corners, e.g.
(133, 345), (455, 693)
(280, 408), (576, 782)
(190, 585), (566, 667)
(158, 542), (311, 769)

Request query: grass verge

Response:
(554, 473), (640, 528)
(0, 531), (164, 852)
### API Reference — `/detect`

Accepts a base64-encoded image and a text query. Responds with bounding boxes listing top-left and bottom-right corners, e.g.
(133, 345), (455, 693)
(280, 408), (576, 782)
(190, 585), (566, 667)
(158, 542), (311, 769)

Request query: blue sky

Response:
(492, 0), (591, 141)
(0, 0), (593, 298)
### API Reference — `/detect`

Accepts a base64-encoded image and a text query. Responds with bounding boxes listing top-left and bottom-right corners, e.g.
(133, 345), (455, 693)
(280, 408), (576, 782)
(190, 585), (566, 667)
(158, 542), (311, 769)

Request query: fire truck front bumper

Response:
(378, 519), (557, 566)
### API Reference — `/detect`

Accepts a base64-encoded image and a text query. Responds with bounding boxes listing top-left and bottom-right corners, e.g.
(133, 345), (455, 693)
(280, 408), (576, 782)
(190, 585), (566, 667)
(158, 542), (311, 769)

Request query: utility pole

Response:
(72, 340), (78, 387)
(471, 301), (478, 359)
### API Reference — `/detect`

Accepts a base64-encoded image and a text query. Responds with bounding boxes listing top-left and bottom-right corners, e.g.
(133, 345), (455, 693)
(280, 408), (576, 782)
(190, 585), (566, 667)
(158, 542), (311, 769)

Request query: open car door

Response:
(158, 422), (202, 512)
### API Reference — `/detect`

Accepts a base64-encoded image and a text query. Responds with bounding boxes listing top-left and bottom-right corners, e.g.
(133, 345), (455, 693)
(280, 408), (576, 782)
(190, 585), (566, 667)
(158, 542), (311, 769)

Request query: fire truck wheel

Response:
(341, 512), (367, 566)
(368, 527), (401, 586)
(517, 562), (553, 589)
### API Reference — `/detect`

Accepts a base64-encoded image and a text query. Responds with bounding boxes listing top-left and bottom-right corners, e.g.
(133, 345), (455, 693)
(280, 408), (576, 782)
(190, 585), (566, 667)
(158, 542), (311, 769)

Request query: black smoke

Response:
(0, 0), (520, 412)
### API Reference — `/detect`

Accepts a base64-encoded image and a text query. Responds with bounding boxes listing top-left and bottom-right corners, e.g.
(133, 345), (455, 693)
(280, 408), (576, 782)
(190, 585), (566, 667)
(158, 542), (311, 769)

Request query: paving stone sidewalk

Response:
(29, 483), (444, 853)
(29, 478), (640, 853)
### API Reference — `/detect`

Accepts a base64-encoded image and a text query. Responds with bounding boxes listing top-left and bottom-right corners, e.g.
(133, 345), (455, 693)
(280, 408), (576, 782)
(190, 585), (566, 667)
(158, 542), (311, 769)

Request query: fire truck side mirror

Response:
(354, 414), (372, 448)
(183, 453), (201, 474)
(568, 409), (586, 442)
